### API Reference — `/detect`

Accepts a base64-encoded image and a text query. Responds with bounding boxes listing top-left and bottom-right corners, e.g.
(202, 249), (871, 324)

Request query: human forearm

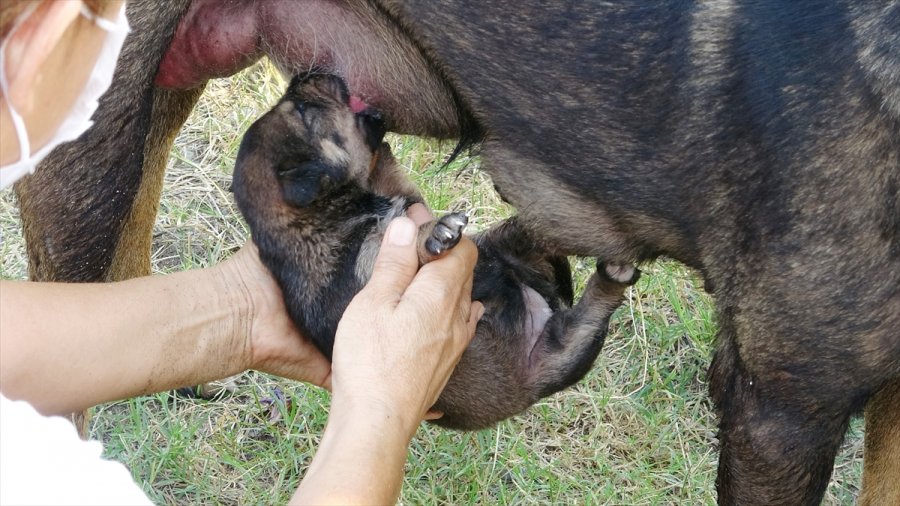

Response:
(291, 399), (416, 505)
(0, 264), (249, 415)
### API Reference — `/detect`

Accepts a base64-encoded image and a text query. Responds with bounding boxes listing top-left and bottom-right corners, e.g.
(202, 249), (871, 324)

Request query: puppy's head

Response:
(234, 74), (386, 209)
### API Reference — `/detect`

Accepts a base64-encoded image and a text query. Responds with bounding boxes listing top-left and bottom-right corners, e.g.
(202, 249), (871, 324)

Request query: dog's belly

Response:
(156, 0), (460, 138)
(154, 1), (712, 268)
(155, 0), (898, 284)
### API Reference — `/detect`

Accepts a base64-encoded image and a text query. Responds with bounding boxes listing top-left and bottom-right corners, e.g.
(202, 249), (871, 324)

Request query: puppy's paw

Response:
(425, 212), (468, 256)
(598, 262), (641, 285)
(174, 377), (238, 400)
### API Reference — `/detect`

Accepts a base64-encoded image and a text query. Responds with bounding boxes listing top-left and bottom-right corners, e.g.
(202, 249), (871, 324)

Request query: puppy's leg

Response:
(368, 143), (423, 201)
(369, 144), (469, 263)
(529, 263), (639, 397)
(860, 378), (900, 506)
(354, 207), (467, 285)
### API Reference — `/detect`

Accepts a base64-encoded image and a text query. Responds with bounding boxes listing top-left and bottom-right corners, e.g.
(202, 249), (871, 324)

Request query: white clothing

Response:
(0, 394), (152, 505)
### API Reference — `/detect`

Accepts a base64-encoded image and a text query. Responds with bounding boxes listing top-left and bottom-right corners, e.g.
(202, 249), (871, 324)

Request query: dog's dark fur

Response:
(232, 74), (638, 429)
(13, 0), (900, 503)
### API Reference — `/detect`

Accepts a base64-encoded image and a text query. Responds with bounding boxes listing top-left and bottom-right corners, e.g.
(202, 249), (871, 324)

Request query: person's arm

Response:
(291, 401), (418, 505)
(0, 202), (438, 416)
(0, 243), (331, 415)
(293, 215), (482, 504)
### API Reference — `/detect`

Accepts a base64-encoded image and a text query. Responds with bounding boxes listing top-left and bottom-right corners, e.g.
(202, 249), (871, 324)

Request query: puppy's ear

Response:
(279, 160), (332, 207)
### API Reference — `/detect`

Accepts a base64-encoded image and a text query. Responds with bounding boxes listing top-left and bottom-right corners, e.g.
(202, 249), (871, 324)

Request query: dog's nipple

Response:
(349, 96), (369, 113)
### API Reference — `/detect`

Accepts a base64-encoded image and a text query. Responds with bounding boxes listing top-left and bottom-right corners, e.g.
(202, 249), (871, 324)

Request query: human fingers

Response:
(363, 216), (420, 303)
(404, 236), (478, 308)
(417, 299), (483, 410)
(330, 231), (477, 430)
(399, 240), (479, 403)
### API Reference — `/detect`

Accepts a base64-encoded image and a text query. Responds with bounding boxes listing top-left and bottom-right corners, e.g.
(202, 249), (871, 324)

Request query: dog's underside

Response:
(12, 1), (899, 504)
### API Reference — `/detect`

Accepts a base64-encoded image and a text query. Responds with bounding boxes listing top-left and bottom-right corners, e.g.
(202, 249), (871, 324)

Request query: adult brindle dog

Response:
(12, 1), (899, 504)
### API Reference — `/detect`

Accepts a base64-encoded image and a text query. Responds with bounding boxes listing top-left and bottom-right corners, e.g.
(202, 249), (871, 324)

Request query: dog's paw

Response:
(425, 212), (468, 256)
(598, 262), (641, 285)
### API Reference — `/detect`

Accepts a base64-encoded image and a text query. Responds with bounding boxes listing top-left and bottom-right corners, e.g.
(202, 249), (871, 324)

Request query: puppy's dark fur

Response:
(232, 75), (638, 429)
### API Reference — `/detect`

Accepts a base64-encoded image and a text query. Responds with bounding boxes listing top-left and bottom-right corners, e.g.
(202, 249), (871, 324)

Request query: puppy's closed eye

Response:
(294, 101), (321, 131)
(279, 160), (330, 207)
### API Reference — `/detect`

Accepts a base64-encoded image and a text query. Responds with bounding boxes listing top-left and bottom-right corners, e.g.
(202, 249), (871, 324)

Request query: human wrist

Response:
(206, 259), (256, 375)
(329, 393), (422, 443)
(294, 397), (415, 504)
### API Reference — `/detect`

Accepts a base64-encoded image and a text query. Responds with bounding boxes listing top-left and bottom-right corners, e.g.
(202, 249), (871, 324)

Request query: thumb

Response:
(365, 216), (420, 301)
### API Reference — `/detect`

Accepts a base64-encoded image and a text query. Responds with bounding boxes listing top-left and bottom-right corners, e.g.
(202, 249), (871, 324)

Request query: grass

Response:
(0, 61), (864, 505)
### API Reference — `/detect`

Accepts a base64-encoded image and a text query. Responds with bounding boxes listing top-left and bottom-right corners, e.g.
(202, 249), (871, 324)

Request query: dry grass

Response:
(0, 61), (863, 505)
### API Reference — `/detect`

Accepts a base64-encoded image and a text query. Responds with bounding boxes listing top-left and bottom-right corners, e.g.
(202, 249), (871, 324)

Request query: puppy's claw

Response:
(443, 212), (469, 230)
(426, 212), (468, 256)
(425, 237), (445, 256)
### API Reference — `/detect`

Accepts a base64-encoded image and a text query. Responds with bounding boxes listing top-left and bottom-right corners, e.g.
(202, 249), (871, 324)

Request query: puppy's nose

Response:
(359, 107), (383, 123)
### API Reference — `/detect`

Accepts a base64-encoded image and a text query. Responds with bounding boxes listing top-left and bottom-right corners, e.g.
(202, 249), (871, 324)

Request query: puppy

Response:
(232, 75), (638, 429)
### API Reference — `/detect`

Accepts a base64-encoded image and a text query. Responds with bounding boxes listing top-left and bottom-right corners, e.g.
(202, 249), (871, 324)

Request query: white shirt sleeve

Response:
(0, 394), (153, 505)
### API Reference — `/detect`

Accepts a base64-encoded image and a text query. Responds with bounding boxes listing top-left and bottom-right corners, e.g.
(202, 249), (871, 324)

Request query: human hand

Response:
(329, 212), (483, 438)
(219, 242), (333, 388)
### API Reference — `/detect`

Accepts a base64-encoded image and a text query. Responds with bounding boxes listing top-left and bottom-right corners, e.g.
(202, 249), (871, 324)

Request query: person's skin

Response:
(0, 208), (478, 416)
(0, 209), (480, 504)
(0, 0), (119, 165)
(294, 217), (480, 505)
(0, 242), (331, 415)
(0, 1), (483, 503)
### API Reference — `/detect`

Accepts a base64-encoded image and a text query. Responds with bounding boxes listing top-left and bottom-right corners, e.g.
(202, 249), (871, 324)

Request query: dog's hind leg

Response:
(11, 0), (199, 434)
(860, 378), (900, 506)
(14, 0), (191, 283)
(14, 87), (201, 292)
(709, 318), (860, 505)
(106, 87), (205, 281)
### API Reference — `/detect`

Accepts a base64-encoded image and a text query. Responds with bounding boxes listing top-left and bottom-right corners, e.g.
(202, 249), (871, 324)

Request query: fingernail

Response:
(388, 217), (416, 246)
